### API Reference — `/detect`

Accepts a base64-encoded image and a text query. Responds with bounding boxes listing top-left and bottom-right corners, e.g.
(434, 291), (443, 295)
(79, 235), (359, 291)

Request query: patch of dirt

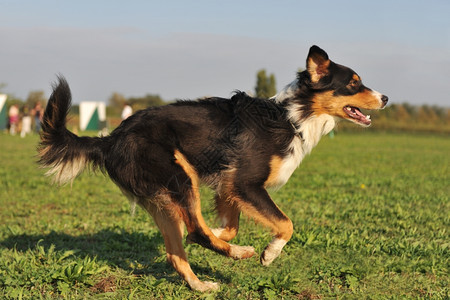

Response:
(298, 289), (322, 299)
(91, 276), (116, 293)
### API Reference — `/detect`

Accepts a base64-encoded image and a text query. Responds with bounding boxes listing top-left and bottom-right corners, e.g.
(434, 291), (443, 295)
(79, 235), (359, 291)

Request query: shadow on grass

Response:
(0, 229), (230, 284)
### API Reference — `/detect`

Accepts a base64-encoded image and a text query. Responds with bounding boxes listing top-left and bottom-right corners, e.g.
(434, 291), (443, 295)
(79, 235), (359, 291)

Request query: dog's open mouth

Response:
(343, 106), (371, 126)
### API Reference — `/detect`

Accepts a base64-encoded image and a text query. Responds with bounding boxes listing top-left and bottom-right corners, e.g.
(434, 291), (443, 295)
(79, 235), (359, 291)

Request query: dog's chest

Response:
(265, 136), (304, 189)
(264, 115), (337, 189)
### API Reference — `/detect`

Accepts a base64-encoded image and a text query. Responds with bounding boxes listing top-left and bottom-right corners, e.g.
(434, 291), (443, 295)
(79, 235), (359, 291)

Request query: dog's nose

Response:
(381, 95), (388, 106)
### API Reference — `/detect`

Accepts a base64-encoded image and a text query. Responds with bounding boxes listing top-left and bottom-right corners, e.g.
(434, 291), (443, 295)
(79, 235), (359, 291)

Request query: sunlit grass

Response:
(0, 132), (448, 298)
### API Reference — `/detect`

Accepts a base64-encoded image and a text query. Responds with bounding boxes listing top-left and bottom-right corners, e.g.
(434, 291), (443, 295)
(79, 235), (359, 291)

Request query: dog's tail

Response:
(38, 76), (106, 185)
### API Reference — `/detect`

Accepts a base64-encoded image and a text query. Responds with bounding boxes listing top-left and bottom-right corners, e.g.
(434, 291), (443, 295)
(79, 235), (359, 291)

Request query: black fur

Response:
(39, 79), (296, 205)
(38, 76), (104, 175)
(38, 45), (388, 291)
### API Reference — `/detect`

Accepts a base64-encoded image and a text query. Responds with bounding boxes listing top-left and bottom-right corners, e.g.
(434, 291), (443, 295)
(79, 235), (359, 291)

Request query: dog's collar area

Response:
(289, 120), (303, 140)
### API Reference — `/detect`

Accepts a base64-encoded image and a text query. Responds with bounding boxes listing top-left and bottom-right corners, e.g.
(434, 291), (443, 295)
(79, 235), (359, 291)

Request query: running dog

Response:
(38, 45), (388, 291)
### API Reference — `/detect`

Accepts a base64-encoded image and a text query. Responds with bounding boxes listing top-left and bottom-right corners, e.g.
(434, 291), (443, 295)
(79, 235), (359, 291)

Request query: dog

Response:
(38, 45), (388, 291)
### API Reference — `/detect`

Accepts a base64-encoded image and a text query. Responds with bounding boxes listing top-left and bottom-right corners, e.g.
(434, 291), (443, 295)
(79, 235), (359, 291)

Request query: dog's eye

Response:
(349, 79), (360, 88)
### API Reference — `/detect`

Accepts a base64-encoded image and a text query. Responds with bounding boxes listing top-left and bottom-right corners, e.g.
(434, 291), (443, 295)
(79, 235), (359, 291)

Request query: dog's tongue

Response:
(345, 106), (371, 125)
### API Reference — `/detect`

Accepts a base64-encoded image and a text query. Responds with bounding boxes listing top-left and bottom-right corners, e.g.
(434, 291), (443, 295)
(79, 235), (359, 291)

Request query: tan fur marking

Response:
(211, 169), (241, 241)
(174, 150), (200, 192)
(308, 57), (330, 83)
(275, 218), (294, 241)
(236, 199), (293, 265)
(38, 145), (52, 158)
(352, 74), (361, 81)
(174, 150), (249, 257)
(213, 198), (240, 241)
(264, 155), (283, 188)
(173, 149), (205, 231)
(237, 201), (293, 241)
(311, 90), (382, 120)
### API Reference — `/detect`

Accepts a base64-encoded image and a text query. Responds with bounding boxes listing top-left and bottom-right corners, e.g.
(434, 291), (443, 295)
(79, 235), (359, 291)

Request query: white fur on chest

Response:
(272, 136), (303, 188)
(269, 114), (336, 189)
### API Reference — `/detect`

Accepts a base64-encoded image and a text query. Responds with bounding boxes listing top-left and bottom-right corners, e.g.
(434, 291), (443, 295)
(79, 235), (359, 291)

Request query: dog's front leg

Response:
(260, 216), (293, 266)
(235, 184), (294, 266)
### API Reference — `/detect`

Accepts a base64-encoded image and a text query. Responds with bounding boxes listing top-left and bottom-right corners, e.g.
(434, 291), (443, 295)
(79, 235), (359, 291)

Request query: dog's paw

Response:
(260, 238), (287, 266)
(229, 244), (255, 259)
(190, 280), (219, 292)
(260, 247), (281, 266)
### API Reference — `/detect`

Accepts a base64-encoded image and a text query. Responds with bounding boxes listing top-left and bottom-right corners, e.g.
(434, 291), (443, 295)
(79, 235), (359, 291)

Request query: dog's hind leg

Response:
(172, 150), (255, 260)
(141, 199), (219, 292)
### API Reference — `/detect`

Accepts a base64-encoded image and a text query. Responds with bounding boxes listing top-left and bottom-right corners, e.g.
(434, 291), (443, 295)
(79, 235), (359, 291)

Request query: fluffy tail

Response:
(38, 76), (105, 185)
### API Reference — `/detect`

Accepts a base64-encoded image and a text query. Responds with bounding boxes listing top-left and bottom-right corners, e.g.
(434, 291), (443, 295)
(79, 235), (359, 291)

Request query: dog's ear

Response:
(306, 45), (330, 83)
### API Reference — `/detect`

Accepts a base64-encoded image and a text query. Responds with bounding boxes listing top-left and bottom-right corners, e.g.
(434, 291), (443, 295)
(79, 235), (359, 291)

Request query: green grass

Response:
(0, 132), (449, 299)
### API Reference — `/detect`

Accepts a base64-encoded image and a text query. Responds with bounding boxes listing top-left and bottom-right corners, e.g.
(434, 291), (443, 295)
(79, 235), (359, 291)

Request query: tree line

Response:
(2, 70), (449, 133)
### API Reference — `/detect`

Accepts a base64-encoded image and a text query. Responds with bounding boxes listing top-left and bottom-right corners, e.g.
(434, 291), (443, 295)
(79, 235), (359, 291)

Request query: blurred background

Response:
(1, 2), (449, 298)
(1, 0), (449, 133)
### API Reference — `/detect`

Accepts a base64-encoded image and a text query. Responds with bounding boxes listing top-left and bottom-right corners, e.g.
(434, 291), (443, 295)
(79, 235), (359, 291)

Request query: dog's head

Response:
(276, 45), (388, 127)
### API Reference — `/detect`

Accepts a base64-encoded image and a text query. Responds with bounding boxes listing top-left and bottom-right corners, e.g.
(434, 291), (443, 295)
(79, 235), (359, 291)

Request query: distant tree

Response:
(109, 92), (126, 108)
(417, 105), (439, 124)
(394, 104), (411, 122)
(26, 90), (46, 108)
(383, 104), (396, 119)
(70, 105), (79, 115)
(268, 74), (276, 97)
(255, 70), (268, 98)
(128, 94), (165, 111)
(108, 92), (127, 115)
(431, 105), (446, 121)
(5, 97), (23, 109)
(255, 69), (277, 98)
(402, 102), (417, 117)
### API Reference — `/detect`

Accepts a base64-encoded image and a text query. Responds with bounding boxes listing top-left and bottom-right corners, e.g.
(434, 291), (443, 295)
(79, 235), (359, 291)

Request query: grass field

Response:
(0, 131), (449, 299)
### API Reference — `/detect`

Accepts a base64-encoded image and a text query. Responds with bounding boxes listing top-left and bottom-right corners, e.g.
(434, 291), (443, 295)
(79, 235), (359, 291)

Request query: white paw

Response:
(260, 238), (287, 266)
(190, 280), (220, 292)
(260, 247), (282, 266)
(229, 244), (255, 259)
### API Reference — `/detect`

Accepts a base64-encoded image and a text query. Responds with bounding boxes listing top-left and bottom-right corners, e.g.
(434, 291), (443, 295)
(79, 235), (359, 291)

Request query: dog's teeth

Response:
(366, 115), (371, 119)
(346, 107), (352, 111)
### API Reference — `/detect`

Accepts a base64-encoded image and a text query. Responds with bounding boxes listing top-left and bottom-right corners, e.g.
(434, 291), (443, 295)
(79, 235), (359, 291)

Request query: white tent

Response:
(79, 101), (106, 131)
(0, 94), (7, 130)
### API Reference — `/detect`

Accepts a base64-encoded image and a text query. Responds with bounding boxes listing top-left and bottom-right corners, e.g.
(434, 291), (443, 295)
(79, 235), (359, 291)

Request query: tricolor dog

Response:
(39, 45), (388, 291)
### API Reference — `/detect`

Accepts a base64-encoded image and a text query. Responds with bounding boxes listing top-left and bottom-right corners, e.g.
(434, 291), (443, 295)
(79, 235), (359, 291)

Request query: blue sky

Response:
(1, 0), (449, 105)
